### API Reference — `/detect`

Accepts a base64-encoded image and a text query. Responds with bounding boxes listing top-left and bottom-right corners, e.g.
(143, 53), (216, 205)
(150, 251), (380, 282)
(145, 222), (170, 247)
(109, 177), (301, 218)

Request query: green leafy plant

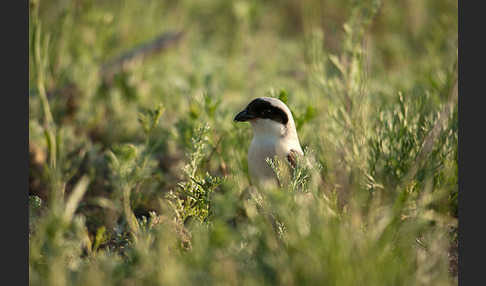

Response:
(167, 124), (223, 225)
(106, 105), (164, 238)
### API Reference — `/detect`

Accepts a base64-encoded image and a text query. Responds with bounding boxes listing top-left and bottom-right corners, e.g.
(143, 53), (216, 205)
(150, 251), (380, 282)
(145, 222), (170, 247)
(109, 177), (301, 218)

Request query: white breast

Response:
(247, 119), (303, 188)
(248, 136), (279, 187)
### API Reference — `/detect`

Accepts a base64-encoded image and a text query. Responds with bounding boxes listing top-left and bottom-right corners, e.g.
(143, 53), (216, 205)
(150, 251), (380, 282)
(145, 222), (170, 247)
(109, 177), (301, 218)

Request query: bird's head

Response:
(234, 97), (298, 139)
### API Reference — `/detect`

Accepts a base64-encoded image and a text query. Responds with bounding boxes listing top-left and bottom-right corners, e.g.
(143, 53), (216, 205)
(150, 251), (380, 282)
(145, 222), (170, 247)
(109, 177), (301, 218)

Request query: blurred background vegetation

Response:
(29, 0), (458, 285)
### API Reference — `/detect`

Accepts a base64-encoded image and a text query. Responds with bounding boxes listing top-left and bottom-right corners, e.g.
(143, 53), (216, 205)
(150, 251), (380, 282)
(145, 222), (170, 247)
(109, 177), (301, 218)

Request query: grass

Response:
(29, 0), (458, 285)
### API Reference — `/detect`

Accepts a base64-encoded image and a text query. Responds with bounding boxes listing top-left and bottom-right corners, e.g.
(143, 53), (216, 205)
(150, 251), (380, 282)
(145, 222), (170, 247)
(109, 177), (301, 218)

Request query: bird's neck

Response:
(250, 118), (286, 137)
(249, 119), (302, 153)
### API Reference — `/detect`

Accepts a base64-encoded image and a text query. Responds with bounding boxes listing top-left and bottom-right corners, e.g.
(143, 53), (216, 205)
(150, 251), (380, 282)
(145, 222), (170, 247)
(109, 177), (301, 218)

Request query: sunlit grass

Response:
(29, 0), (458, 285)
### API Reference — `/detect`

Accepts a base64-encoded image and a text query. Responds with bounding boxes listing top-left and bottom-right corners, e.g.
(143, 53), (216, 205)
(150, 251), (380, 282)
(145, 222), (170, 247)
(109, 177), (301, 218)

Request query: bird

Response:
(234, 97), (304, 188)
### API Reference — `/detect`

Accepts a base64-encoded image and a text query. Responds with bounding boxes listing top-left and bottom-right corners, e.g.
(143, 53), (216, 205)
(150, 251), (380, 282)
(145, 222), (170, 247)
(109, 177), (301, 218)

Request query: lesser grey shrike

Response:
(234, 97), (304, 188)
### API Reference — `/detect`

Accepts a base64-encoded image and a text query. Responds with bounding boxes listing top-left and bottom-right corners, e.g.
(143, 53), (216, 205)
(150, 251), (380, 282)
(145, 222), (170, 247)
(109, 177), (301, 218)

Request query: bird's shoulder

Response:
(286, 148), (302, 168)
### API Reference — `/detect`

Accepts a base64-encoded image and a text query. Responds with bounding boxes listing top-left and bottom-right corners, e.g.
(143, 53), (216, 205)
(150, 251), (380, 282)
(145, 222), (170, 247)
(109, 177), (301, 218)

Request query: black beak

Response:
(234, 109), (255, 122)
